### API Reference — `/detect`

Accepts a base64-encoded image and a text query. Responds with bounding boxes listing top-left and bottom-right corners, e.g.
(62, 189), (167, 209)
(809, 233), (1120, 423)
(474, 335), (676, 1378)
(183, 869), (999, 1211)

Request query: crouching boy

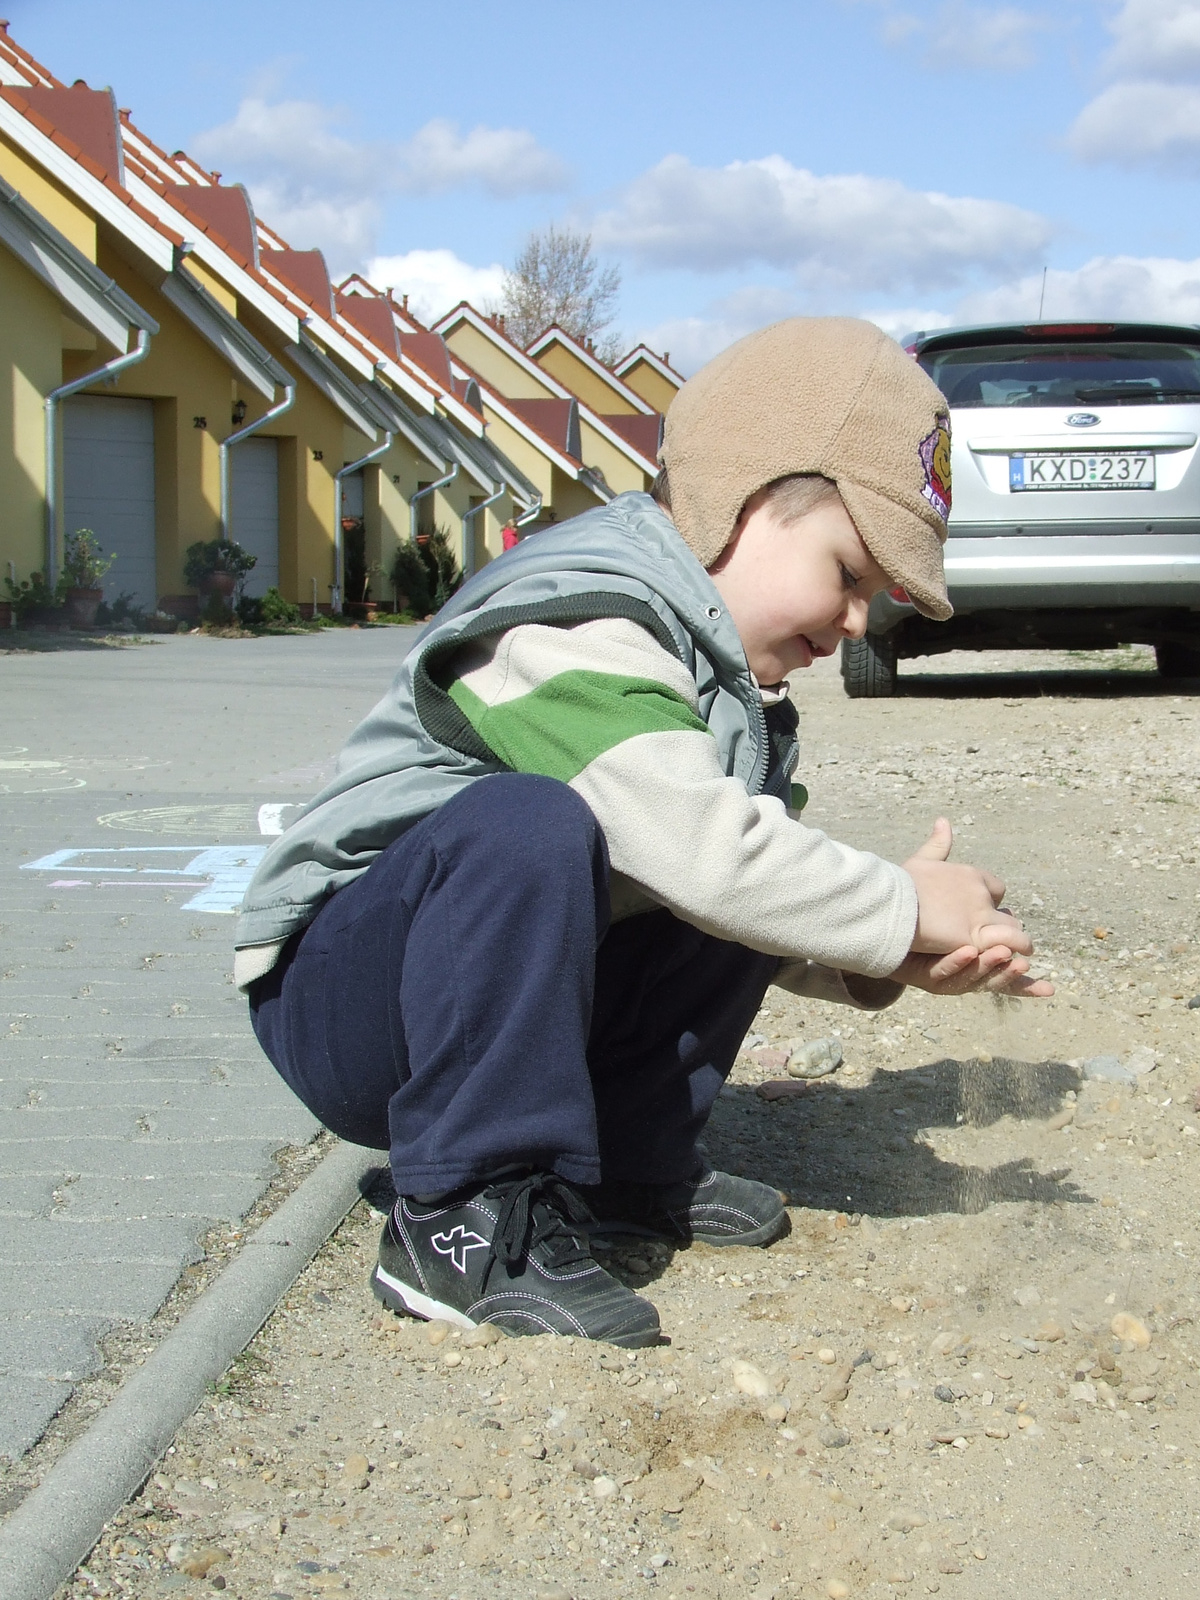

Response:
(236, 318), (1050, 1349)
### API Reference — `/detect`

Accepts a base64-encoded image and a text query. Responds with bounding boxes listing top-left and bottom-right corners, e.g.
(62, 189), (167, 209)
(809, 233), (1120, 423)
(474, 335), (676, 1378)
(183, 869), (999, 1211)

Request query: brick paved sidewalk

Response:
(0, 629), (418, 1460)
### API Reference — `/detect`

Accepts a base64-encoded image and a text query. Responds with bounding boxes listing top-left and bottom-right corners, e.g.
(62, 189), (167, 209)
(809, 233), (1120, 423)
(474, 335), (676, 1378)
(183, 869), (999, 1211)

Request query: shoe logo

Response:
(431, 1225), (489, 1274)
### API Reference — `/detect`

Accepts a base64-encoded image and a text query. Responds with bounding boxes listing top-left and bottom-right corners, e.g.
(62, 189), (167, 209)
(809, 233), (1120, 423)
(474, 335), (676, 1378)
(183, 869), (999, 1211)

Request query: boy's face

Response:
(706, 492), (892, 684)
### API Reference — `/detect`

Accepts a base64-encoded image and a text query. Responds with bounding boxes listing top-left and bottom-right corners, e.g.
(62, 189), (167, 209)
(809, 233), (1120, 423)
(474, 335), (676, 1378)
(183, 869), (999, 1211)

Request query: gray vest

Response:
(235, 492), (799, 949)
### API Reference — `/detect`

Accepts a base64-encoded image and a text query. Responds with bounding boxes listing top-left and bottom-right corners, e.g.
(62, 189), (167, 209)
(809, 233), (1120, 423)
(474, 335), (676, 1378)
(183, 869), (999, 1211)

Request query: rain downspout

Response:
(459, 481), (505, 579)
(514, 494), (543, 528)
(332, 431), (393, 615)
(409, 462), (458, 544)
(44, 327), (152, 584)
(219, 380), (296, 545)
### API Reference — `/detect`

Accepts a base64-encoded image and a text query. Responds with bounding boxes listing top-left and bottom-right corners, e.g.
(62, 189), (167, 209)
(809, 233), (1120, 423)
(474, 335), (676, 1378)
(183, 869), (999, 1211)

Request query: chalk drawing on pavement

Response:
(20, 845), (267, 914)
(96, 803), (301, 835)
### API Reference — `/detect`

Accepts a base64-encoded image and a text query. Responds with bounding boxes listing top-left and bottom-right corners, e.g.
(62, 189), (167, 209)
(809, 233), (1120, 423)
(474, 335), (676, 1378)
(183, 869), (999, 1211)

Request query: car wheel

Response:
(841, 632), (899, 698)
(1156, 641), (1200, 679)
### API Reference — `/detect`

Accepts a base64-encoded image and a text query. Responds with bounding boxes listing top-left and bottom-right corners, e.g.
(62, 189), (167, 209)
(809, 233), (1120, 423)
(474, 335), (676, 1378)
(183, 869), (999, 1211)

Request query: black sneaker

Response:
(369, 1171), (661, 1347)
(579, 1164), (788, 1248)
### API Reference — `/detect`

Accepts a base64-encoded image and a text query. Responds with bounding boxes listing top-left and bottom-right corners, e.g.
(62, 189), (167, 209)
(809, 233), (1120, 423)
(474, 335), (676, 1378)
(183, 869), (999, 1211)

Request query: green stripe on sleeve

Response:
(448, 670), (713, 783)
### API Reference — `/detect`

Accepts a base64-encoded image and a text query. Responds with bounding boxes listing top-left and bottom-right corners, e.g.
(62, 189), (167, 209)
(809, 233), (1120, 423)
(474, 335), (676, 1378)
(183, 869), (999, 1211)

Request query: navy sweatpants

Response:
(250, 774), (778, 1196)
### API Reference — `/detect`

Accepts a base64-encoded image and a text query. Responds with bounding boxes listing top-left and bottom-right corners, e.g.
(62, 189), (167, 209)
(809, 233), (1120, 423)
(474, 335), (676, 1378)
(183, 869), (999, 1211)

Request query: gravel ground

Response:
(62, 645), (1200, 1600)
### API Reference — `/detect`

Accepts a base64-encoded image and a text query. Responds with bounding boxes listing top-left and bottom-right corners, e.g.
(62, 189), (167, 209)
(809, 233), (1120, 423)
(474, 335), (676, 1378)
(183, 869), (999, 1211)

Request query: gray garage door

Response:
(230, 437), (279, 597)
(62, 395), (156, 608)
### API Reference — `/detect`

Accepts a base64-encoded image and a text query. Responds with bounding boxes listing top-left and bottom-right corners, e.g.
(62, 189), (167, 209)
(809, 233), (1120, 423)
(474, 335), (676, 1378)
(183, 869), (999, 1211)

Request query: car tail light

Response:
(1023, 323), (1116, 337)
(889, 585), (912, 604)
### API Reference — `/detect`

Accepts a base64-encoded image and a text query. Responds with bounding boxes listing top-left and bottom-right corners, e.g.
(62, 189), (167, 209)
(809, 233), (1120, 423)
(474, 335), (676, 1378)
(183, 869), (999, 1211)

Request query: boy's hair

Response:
(654, 467), (843, 531)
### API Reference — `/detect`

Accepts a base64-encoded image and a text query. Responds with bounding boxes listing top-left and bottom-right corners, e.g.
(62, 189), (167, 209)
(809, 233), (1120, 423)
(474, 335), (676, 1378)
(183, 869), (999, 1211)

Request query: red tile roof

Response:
(508, 398), (579, 458)
(261, 248), (334, 318)
(165, 183), (257, 264)
(400, 331), (454, 389)
(4, 82), (122, 180)
(336, 291), (400, 360)
(598, 412), (664, 459)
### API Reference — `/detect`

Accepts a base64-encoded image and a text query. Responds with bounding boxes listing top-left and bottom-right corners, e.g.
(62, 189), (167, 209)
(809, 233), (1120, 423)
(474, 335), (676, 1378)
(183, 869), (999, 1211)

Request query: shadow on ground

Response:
(706, 1054), (1090, 1217)
(0, 629), (157, 653)
(898, 668), (1197, 700)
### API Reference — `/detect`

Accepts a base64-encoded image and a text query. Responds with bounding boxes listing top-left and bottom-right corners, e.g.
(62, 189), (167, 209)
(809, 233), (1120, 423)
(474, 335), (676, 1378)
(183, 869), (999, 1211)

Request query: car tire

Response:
(1156, 641), (1200, 679)
(841, 632), (899, 698)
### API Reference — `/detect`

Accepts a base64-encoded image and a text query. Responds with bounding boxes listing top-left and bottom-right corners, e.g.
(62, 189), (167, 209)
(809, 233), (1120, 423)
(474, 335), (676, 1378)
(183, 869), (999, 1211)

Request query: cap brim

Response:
(837, 479), (953, 622)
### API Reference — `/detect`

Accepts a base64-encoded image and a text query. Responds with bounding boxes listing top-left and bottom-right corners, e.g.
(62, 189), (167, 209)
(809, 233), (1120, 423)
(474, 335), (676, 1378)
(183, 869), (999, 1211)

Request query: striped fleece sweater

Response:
(440, 614), (916, 1000)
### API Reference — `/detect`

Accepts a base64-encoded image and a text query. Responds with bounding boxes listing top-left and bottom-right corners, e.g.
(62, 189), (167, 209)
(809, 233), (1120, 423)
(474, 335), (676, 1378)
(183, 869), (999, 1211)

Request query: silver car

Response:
(841, 320), (1200, 695)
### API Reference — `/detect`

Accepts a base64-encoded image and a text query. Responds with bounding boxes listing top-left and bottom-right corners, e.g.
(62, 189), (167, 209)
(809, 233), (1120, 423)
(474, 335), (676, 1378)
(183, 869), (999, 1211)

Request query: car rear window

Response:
(918, 340), (1200, 407)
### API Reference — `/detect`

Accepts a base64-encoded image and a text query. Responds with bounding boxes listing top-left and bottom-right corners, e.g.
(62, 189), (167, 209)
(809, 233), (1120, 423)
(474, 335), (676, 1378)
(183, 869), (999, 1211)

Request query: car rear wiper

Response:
(1074, 386), (1200, 403)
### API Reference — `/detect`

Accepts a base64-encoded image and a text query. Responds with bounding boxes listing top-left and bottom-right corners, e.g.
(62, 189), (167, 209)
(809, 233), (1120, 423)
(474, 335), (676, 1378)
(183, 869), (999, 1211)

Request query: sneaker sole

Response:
(370, 1262), (477, 1329)
(585, 1209), (789, 1249)
(370, 1261), (662, 1348)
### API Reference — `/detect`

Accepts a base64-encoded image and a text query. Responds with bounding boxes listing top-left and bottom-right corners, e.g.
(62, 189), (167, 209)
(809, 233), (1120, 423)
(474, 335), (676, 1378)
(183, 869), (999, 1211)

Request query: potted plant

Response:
(184, 537), (257, 614)
(3, 569), (66, 628)
(342, 517), (380, 620)
(61, 528), (115, 629)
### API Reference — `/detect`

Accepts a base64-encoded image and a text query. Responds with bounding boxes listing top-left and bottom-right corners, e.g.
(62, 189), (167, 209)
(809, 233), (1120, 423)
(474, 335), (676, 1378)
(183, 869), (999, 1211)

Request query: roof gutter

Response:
(332, 430), (393, 616)
(44, 327), (153, 584)
(219, 381), (297, 543)
(515, 495), (543, 528)
(410, 463), (458, 544)
(460, 482), (506, 579)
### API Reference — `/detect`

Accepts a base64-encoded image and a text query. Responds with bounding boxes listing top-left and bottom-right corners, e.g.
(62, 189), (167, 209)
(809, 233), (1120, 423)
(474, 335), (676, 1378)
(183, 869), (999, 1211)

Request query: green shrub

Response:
(388, 541), (433, 617)
(4, 569), (62, 622)
(61, 529), (115, 588)
(184, 537), (257, 590)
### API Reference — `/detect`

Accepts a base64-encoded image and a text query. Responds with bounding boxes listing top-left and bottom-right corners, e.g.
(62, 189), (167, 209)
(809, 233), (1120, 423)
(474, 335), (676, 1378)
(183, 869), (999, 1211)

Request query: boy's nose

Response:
(841, 596), (871, 639)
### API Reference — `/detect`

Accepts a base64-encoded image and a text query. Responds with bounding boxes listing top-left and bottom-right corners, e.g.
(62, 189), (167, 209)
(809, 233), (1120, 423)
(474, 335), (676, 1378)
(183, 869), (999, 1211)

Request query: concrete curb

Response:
(0, 1138), (384, 1600)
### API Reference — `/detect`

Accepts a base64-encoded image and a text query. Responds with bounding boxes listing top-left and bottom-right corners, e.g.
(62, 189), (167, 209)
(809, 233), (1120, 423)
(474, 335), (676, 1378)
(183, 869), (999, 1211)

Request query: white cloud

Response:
(1103, 0), (1200, 80)
(192, 96), (568, 269)
(1068, 79), (1200, 169)
(956, 252), (1200, 322)
(852, 1), (1046, 71)
(365, 248), (506, 325)
(1068, 2), (1200, 171)
(593, 154), (1052, 294)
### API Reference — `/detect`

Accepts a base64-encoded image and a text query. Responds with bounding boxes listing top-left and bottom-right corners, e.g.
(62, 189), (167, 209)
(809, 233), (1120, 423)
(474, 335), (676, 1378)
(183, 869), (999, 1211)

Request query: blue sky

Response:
(10, 0), (1200, 369)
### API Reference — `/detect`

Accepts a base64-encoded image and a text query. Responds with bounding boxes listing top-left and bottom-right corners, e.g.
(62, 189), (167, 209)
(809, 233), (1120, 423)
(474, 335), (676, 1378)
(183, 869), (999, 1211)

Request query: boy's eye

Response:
(839, 563), (860, 590)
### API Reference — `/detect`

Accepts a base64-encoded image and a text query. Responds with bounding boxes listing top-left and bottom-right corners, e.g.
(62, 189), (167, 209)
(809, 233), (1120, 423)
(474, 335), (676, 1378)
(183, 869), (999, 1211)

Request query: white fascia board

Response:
(0, 55), (30, 86)
(615, 345), (681, 387)
(364, 381), (448, 471)
(577, 407), (658, 474)
(434, 302), (575, 400)
(0, 175), (159, 348)
(124, 170), (300, 340)
(257, 274), (375, 381)
(121, 128), (187, 187)
(436, 387), (484, 436)
(371, 354), (437, 416)
(285, 337), (379, 440)
(526, 329), (654, 415)
(161, 263), (288, 400)
(439, 432), (495, 494)
(480, 392), (579, 478)
(0, 96), (174, 270)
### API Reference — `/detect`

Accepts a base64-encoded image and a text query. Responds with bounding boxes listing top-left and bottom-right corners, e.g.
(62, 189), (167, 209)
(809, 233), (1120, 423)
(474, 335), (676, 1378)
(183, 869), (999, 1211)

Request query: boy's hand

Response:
(890, 944), (1054, 998)
(903, 818), (1033, 958)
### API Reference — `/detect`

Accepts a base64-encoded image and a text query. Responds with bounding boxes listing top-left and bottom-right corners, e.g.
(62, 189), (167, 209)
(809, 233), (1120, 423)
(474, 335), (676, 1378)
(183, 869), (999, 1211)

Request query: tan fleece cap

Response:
(660, 316), (954, 620)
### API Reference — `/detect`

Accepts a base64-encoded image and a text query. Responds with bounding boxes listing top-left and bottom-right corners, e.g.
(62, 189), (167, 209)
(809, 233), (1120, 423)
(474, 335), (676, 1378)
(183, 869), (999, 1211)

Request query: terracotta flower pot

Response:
(346, 600), (379, 622)
(65, 586), (103, 629)
(200, 571), (236, 600)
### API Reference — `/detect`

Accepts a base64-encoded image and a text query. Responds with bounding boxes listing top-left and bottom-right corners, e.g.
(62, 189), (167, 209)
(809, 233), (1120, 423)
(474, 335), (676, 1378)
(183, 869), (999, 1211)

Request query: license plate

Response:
(1010, 451), (1155, 491)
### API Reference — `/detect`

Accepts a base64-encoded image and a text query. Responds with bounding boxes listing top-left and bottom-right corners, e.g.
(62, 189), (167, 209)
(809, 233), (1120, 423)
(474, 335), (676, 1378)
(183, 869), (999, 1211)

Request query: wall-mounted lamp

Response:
(231, 398), (248, 427)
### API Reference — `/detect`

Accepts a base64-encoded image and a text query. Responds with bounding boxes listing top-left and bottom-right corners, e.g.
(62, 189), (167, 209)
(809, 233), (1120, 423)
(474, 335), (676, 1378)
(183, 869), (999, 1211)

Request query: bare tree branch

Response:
(499, 224), (622, 356)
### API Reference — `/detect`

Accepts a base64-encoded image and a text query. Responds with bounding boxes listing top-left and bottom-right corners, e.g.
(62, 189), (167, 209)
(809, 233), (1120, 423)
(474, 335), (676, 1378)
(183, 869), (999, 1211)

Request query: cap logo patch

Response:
(918, 419), (952, 523)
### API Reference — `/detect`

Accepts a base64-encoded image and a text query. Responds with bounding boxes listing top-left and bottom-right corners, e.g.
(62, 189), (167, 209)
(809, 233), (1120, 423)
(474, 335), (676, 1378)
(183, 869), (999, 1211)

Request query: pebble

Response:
(934, 1385), (956, 1404)
(495, 1483), (512, 1499)
(572, 1456), (600, 1478)
(756, 1079), (808, 1101)
(425, 1321), (451, 1346)
(462, 1322), (503, 1348)
(938, 1559), (964, 1575)
(1034, 1321), (1065, 1342)
(827, 1581), (851, 1599)
(443, 1349), (463, 1367)
(763, 1401), (790, 1424)
(454, 1479), (482, 1499)
(819, 1426), (851, 1448)
(592, 1474), (618, 1499)
(1012, 1285), (1041, 1308)
(929, 1331), (961, 1355)
(179, 1547), (228, 1578)
(1111, 1313), (1152, 1349)
(818, 1347), (838, 1364)
(749, 1047), (792, 1072)
(341, 1453), (370, 1490)
(1083, 1055), (1135, 1086)
(1125, 1046), (1158, 1077)
(1126, 1385), (1158, 1404)
(787, 1037), (843, 1080)
(624, 1256), (651, 1275)
(536, 1589), (571, 1600)
(1068, 1382), (1097, 1405)
(886, 1510), (929, 1532)
(887, 1571), (915, 1585)
(890, 1296), (915, 1314)
(732, 1360), (774, 1398)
